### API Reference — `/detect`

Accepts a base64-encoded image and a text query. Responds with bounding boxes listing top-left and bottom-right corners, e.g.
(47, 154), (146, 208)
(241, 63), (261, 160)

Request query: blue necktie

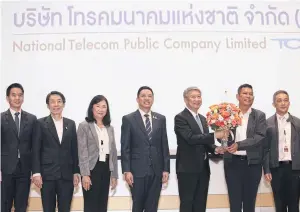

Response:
(195, 115), (204, 133)
(144, 114), (152, 141)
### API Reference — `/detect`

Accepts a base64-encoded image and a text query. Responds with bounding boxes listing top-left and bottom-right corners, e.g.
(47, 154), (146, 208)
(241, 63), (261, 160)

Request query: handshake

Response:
(213, 129), (238, 154)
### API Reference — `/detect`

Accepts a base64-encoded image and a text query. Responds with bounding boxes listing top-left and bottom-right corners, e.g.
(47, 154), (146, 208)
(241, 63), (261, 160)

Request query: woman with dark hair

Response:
(77, 95), (118, 212)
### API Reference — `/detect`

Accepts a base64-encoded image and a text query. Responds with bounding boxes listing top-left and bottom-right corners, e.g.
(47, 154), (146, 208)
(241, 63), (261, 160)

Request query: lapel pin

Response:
(153, 116), (158, 120)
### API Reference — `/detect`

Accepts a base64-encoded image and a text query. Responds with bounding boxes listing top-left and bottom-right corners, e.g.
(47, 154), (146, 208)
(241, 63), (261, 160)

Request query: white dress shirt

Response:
(94, 123), (110, 157)
(234, 108), (252, 155)
(139, 109), (152, 128)
(52, 116), (63, 143)
(277, 113), (291, 161)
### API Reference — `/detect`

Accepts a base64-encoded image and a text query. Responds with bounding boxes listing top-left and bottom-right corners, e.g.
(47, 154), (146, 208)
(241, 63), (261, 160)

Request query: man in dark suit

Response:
(224, 84), (266, 212)
(1, 83), (37, 212)
(174, 86), (225, 212)
(32, 91), (80, 212)
(263, 90), (300, 212)
(121, 86), (170, 212)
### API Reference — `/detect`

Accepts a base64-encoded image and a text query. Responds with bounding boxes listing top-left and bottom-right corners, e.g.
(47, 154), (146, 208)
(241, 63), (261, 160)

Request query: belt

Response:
(279, 160), (292, 165)
(232, 154), (248, 160)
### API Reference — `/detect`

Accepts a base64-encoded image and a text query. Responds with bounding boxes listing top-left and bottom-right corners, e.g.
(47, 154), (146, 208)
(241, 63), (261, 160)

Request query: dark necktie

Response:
(144, 114), (152, 141)
(15, 112), (20, 136)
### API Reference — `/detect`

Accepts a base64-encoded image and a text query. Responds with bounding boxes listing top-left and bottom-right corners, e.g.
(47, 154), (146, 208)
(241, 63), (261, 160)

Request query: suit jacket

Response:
(121, 110), (170, 177)
(175, 108), (216, 173)
(32, 115), (79, 181)
(223, 108), (267, 164)
(263, 113), (300, 174)
(77, 121), (118, 178)
(1, 109), (37, 175)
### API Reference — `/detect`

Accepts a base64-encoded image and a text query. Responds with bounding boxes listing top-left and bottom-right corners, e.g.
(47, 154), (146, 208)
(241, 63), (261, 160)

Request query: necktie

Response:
(15, 112), (20, 136)
(195, 114), (204, 133)
(144, 114), (152, 141)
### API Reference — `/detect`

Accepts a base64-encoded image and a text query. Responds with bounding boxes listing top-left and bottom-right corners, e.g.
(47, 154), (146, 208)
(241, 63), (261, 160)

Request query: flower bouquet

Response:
(206, 102), (242, 147)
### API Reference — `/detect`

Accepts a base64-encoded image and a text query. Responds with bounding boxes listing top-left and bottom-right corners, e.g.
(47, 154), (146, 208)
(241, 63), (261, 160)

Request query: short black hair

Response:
(273, 90), (289, 103)
(137, 86), (154, 97)
(6, 83), (24, 96)
(46, 91), (66, 104)
(237, 83), (253, 94)
(85, 95), (111, 126)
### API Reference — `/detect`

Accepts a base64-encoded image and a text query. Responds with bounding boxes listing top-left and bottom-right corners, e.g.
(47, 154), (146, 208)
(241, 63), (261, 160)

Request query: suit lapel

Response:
(133, 110), (149, 143)
(5, 109), (19, 139)
(19, 110), (28, 138)
(246, 110), (255, 137)
(290, 115), (297, 154)
(199, 115), (208, 133)
(46, 115), (60, 145)
(183, 108), (202, 134)
(274, 115), (279, 153)
(61, 118), (68, 145)
(151, 112), (159, 136)
(106, 126), (112, 150)
(89, 122), (99, 149)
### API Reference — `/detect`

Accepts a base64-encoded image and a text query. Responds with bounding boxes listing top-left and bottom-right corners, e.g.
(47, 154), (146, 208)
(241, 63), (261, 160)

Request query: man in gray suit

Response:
(263, 90), (300, 212)
(224, 84), (267, 212)
(121, 86), (170, 212)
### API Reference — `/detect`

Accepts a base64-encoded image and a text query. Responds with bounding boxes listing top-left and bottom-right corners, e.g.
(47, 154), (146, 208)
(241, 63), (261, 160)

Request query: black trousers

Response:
(224, 155), (262, 212)
(41, 178), (74, 212)
(270, 162), (300, 212)
(1, 160), (31, 212)
(130, 167), (162, 212)
(177, 161), (210, 212)
(82, 159), (111, 212)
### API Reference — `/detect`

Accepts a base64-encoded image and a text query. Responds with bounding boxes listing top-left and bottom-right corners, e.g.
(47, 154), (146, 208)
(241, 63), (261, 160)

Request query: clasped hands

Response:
(214, 129), (238, 154)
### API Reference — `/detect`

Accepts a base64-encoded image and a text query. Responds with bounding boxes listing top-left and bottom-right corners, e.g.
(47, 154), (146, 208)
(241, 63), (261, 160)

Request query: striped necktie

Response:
(144, 114), (152, 141)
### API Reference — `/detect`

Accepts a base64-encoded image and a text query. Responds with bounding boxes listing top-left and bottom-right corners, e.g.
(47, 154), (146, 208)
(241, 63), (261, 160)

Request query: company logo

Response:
(271, 38), (300, 50)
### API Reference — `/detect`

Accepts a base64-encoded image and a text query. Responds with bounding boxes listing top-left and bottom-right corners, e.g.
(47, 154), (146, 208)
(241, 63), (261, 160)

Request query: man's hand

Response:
(32, 176), (43, 189)
(227, 143), (238, 153)
(162, 172), (169, 184)
(264, 173), (272, 182)
(124, 172), (134, 187)
(73, 174), (80, 187)
(111, 177), (118, 190)
(82, 176), (92, 191)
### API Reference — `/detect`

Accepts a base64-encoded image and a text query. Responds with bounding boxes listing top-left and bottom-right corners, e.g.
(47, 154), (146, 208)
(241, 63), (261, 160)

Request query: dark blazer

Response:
(175, 108), (216, 173)
(121, 110), (170, 177)
(32, 115), (79, 181)
(263, 113), (300, 174)
(223, 108), (267, 164)
(1, 109), (37, 175)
